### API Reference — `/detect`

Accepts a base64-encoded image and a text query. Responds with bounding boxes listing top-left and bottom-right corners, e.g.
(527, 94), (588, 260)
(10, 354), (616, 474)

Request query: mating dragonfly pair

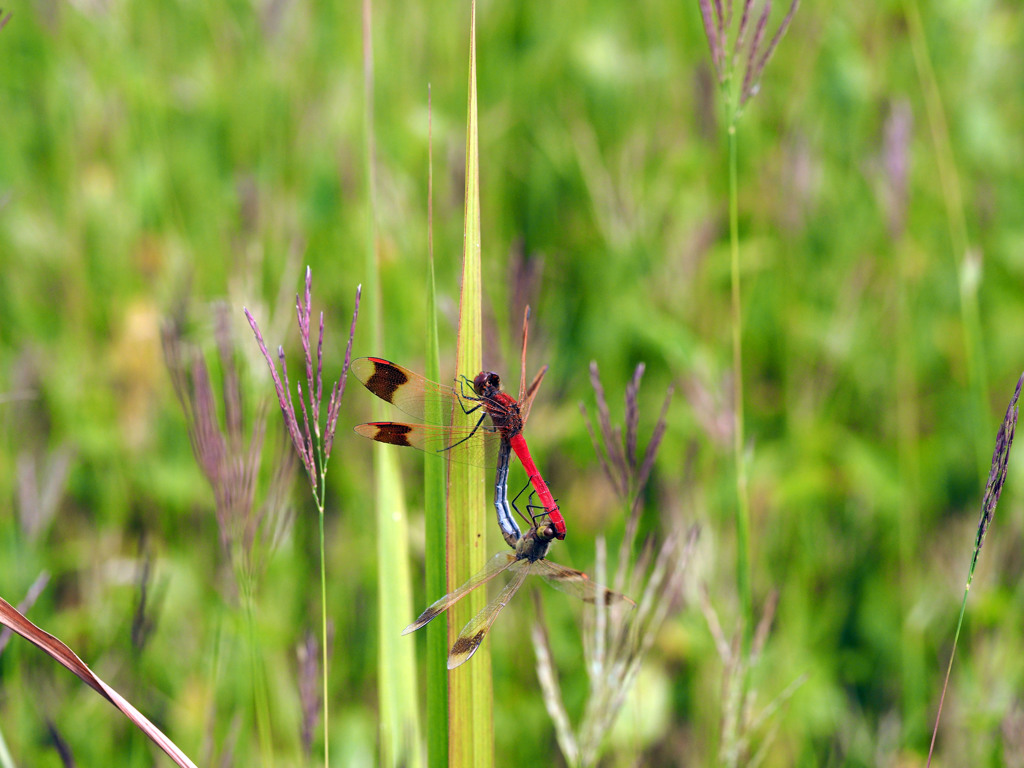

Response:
(353, 348), (632, 669)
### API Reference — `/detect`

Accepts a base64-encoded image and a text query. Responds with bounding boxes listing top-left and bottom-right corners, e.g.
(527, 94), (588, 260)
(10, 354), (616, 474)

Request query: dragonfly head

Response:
(516, 524), (556, 562)
(473, 371), (502, 397)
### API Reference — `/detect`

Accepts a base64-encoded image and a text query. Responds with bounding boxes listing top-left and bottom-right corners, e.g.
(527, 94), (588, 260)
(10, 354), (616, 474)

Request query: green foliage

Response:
(2, 1), (1024, 765)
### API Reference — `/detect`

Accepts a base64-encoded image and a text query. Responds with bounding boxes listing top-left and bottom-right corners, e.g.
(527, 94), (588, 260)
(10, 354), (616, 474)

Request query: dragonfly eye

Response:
(473, 371), (501, 395)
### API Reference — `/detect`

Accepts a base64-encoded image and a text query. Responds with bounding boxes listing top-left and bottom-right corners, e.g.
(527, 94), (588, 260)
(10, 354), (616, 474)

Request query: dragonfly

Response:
(403, 520), (633, 668)
(351, 311), (567, 543)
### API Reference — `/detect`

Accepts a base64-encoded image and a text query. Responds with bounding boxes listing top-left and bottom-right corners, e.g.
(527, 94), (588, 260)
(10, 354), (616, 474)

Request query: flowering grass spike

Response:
(243, 268), (361, 768)
(244, 269), (361, 498)
(927, 372), (1023, 766)
(699, 0), (799, 109)
(163, 304), (296, 581)
(534, 362), (689, 766)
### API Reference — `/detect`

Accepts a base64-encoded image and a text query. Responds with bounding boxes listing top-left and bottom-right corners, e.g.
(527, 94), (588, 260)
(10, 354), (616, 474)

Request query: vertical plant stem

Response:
(317, 502), (329, 768)
(361, 3), (379, 765)
(896, 243), (924, 732)
(926, 568), (972, 766)
(447, 2), (493, 765)
(244, 584), (274, 767)
(376, 448), (423, 767)
(423, 86), (450, 768)
(927, 374), (1020, 764)
(902, 0), (989, 476)
(727, 106), (752, 658)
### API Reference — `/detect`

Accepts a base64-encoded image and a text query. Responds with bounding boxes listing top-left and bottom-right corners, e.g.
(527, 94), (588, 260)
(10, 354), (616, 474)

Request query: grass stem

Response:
(727, 108), (752, 660)
(317, 502), (329, 768)
(423, 86), (450, 768)
(361, 0), (422, 762)
(902, 0), (990, 476)
(243, 584), (274, 767)
(926, 373), (1021, 765)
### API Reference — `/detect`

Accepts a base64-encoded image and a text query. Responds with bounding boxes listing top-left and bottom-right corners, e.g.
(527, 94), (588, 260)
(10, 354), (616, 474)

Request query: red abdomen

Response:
(509, 433), (566, 539)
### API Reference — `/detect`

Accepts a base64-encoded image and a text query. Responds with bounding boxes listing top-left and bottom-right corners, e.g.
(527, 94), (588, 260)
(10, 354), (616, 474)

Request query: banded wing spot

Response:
(447, 630), (488, 669)
(447, 562), (531, 669)
(361, 357), (408, 403)
(355, 422), (413, 447)
(403, 600), (447, 635)
(403, 552), (517, 636)
(534, 559), (635, 607)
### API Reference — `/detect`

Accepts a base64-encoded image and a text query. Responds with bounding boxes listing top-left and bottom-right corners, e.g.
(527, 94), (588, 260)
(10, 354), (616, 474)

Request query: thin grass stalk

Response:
(316, 504), (329, 763)
(901, 0), (989, 477)
(530, 597), (578, 765)
(362, 0), (423, 763)
(423, 84), (449, 768)
(926, 373), (1022, 766)
(362, 4), (379, 762)
(697, 1), (799, 756)
(246, 279), (360, 765)
(199, 616), (225, 765)
(700, 0), (797, 670)
(885, 100), (927, 732)
(307, 348), (330, 768)
(727, 95), (753, 660)
(243, 584), (273, 766)
(447, 3), (492, 765)
(165, 310), (297, 764)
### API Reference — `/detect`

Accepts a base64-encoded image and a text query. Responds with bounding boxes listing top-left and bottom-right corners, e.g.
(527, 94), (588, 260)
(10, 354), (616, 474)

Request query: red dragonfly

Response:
(403, 521), (633, 668)
(351, 348), (567, 542)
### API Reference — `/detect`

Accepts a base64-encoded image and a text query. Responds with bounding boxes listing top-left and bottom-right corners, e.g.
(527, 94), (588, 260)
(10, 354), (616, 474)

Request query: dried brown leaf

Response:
(0, 597), (197, 768)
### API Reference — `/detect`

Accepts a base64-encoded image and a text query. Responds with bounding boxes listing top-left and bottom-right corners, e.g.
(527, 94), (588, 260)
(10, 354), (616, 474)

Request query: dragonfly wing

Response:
(533, 558), (635, 607)
(352, 357), (467, 426)
(448, 560), (532, 669)
(517, 305), (531, 403)
(519, 365), (548, 426)
(403, 552), (516, 635)
(354, 421), (498, 468)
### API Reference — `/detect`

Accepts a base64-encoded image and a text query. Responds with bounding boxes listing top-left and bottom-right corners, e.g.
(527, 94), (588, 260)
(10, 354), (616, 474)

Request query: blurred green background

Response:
(3, 0), (1024, 765)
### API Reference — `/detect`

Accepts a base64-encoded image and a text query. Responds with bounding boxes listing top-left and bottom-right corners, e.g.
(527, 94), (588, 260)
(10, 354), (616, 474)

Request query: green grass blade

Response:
(423, 85), (450, 768)
(376, 446), (424, 767)
(363, 0), (423, 764)
(447, 3), (493, 766)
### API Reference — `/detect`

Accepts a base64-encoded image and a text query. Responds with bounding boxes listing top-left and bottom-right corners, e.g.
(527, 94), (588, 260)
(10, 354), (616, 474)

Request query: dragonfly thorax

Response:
(515, 524), (557, 562)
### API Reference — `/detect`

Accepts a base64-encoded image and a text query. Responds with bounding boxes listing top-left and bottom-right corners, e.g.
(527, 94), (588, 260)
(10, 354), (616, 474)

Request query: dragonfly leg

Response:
(522, 490), (549, 527)
(442, 410), (489, 452)
(455, 376), (485, 415)
(509, 477), (535, 527)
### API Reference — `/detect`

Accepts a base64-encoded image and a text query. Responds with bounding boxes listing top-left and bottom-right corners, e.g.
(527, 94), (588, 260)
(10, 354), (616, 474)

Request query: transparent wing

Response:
(517, 306), (531, 403)
(519, 365), (548, 427)
(403, 552), (516, 635)
(447, 560), (532, 669)
(353, 420), (499, 468)
(515, 305), (548, 425)
(533, 558), (635, 607)
(352, 357), (470, 427)
(352, 356), (506, 466)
